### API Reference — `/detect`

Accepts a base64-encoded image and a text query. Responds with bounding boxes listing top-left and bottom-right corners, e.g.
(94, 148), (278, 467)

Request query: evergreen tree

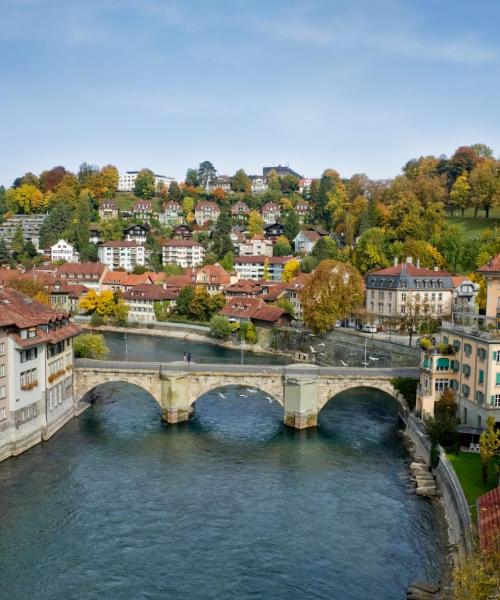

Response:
(11, 226), (25, 258)
(283, 211), (300, 242)
(185, 168), (199, 187)
(0, 186), (7, 222)
(176, 286), (195, 316)
(73, 191), (92, 252)
(231, 169), (251, 193)
(168, 181), (182, 201)
(211, 209), (233, 259)
(197, 161), (217, 190)
(0, 238), (10, 265)
(273, 235), (292, 256)
(311, 237), (340, 261)
(39, 202), (73, 249)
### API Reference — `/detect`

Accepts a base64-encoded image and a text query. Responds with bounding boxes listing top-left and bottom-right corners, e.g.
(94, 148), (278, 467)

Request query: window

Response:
(20, 368), (37, 388)
(478, 370), (484, 384)
(477, 415), (482, 428)
(0, 407), (5, 420)
(476, 391), (484, 404)
(463, 407), (468, 423)
(0, 364), (4, 377)
(493, 395), (500, 408)
(20, 347), (38, 363)
(478, 348), (487, 361)
(0, 342), (4, 356)
(434, 379), (449, 392)
(453, 340), (461, 352)
(464, 343), (472, 357)
(462, 364), (471, 378)
(462, 384), (470, 398)
(0, 385), (6, 399)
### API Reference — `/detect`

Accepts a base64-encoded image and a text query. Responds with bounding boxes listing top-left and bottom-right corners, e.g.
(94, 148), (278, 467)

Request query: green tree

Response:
(311, 236), (340, 261)
(452, 539), (500, 600)
(283, 210), (300, 242)
(168, 181), (182, 201)
(471, 142), (494, 159)
(273, 235), (292, 256)
(11, 226), (25, 258)
(0, 186), (6, 222)
(99, 218), (124, 242)
(220, 251), (234, 272)
(209, 315), (232, 339)
(479, 415), (500, 485)
(425, 389), (459, 452)
(185, 168), (199, 187)
(112, 299), (129, 326)
(352, 228), (391, 274)
(231, 169), (251, 193)
(176, 286), (195, 316)
(188, 287), (212, 321)
(262, 259), (271, 281)
(39, 202), (73, 249)
(469, 159), (500, 217)
(276, 297), (295, 319)
(74, 333), (108, 360)
(198, 161), (217, 190)
(244, 323), (258, 344)
(300, 260), (364, 333)
(211, 209), (233, 259)
(300, 255), (319, 273)
(134, 169), (156, 199)
(0, 238), (10, 265)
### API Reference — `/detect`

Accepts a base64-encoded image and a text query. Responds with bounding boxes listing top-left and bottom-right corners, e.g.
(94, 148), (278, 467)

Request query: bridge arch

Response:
(74, 368), (163, 408)
(317, 378), (408, 412)
(186, 375), (284, 407)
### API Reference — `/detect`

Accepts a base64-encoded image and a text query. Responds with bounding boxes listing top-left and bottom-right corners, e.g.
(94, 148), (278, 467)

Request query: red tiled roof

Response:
(56, 262), (106, 279)
(99, 240), (145, 248)
(477, 254), (500, 273)
(162, 239), (204, 247)
(234, 256), (291, 265)
(252, 306), (286, 322)
(370, 264), (450, 277)
(478, 486), (500, 550)
(220, 297), (265, 318)
(123, 284), (177, 301)
(195, 201), (219, 210)
(451, 276), (468, 287)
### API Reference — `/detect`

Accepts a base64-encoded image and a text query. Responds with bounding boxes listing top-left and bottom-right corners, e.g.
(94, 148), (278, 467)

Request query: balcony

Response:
(442, 314), (500, 340)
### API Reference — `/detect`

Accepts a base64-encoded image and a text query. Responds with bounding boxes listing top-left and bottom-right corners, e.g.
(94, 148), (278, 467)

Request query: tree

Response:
(7, 184), (47, 214)
(311, 236), (340, 262)
(78, 162), (99, 184)
(39, 201), (73, 249)
(197, 161), (217, 190)
(479, 415), (500, 484)
(300, 260), (364, 333)
(398, 295), (432, 347)
(185, 168), (199, 187)
(276, 297), (295, 319)
(112, 299), (129, 326)
(231, 169), (251, 193)
(300, 255), (319, 273)
(244, 323), (258, 344)
(0, 238), (9, 265)
(100, 165), (119, 198)
(469, 159), (500, 217)
(72, 191), (92, 256)
(220, 251), (234, 272)
(39, 166), (69, 192)
(248, 210), (264, 237)
(352, 228), (391, 274)
(176, 286), (195, 316)
(0, 186), (6, 222)
(471, 142), (494, 159)
(209, 315), (232, 339)
(100, 218), (124, 242)
(134, 169), (156, 199)
(425, 389), (459, 452)
(273, 235), (292, 257)
(182, 196), (194, 216)
(262, 259), (271, 281)
(188, 287), (212, 321)
(282, 258), (300, 282)
(283, 210), (300, 242)
(452, 538), (500, 600)
(211, 209), (233, 259)
(74, 333), (108, 360)
(449, 172), (470, 216)
(168, 181), (182, 201)
(11, 226), (25, 258)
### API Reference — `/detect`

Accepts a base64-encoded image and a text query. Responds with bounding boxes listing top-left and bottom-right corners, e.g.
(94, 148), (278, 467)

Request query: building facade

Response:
(50, 239), (79, 263)
(195, 202), (220, 225)
(234, 256), (291, 281)
(261, 202), (281, 225)
(0, 214), (48, 251)
(117, 171), (174, 192)
(97, 241), (146, 272)
(162, 240), (205, 268)
(0, 288), (81, 462)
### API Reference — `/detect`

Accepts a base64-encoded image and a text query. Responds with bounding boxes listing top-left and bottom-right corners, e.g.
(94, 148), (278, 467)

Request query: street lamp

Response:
(124, 333), (128, 362)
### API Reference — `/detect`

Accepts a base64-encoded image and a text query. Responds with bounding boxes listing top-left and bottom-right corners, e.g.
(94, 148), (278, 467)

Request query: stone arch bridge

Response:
(74, 360), (418, 429)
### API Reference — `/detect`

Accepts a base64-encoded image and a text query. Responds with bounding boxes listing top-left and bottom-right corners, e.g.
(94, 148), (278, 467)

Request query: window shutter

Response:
(496, 373), (500, 385)
(491, 395), (496, 406)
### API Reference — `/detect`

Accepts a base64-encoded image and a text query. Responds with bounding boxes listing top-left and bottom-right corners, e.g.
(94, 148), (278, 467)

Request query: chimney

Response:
(416, 258), (420, 269)
(406, 256), (413, 265)
(393, 256), (399, 266)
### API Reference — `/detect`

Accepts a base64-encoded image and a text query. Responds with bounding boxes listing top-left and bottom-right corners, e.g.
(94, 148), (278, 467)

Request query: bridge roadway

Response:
(74, 359), (419, 429)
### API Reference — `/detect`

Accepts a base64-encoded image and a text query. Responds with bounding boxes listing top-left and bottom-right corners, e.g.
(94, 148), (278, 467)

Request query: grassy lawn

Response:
(447, 452), (500, 520)
(446, 207), (500, 239)
(112, 193), (163, 213)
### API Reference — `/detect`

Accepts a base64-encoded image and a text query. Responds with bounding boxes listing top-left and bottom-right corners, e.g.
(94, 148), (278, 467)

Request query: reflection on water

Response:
(0, 384), (446, 600)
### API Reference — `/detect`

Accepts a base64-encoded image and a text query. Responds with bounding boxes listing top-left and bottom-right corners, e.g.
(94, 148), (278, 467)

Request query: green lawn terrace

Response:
(111, 192), (164, 214)
(446, 207), (500, 239)
(447, 452), (500, 520)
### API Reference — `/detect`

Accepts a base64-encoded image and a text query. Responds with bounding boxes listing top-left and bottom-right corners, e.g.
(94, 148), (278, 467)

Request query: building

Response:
(56, 263), (107, 290)
(161, 201), (183, 226)
(195, 201), (220, 225)
(231, 202), (250, 220)
(261, 202), (281, 225)
(102, 271), (155, 292)
(416, 255), (500, 432)
(263, 165), (302, 178)
(293, 230), (325, 254)
(50, 239), (79, 263)
(98, 201), (119, 220)
(249, 176), (268, 194)
(117, 171), (174, 193)
(236, 236), (273, 257)
(295, 199), (311, 221)
(0, 214), (48, 251)
(219, 297), (291, 328)
(193, 264), (231, 293)
(208, 176), (231, 192)
(162, 240), (205, 268)
(172, 224), (193, 239)
(234, 256), (291, 281)
(364, 258), (476, 320)
(124, 223), (150, 244)
(298, 178), (313, 195)
(123, 284), (177, 323)
(0, 288), (81, 462)
(97, 241), (146, 272)
(264, 223), (285, 242)
(132, 200), (154, 222)
(452, 276), (480, 314)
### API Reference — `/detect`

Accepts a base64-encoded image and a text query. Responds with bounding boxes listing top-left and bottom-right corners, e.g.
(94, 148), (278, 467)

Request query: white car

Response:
(361, 324), (377, 334)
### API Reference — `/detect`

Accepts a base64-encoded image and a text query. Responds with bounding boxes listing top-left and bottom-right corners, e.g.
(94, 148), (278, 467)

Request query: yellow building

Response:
(417, 256), (500, 435)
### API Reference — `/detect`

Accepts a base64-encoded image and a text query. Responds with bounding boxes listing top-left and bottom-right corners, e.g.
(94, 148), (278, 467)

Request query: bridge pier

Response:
(160, 374), (193, 424)
(283, 366), (320, 429)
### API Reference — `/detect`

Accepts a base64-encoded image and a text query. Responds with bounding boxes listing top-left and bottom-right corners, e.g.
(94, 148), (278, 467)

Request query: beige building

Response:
(365, 258), (477, 320)
(416, 255), (500, 433)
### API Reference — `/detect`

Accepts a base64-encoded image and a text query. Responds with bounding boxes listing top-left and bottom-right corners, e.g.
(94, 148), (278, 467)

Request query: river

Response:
(0, 334), (447, 599)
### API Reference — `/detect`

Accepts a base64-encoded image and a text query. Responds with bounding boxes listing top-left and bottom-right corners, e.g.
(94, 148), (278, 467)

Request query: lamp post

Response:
(124, 333), (128, 362)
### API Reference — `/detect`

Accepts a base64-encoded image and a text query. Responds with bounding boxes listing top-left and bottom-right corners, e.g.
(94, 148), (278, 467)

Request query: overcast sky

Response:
(1, 0), (499, 187)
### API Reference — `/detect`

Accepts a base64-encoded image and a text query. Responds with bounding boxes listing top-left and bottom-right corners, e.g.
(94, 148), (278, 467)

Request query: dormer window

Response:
(28, 327), (37, 338)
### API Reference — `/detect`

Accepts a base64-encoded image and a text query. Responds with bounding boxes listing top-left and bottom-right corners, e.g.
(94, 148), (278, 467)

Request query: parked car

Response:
(334, 320), (341, 328)
(361, 324), (377, 334)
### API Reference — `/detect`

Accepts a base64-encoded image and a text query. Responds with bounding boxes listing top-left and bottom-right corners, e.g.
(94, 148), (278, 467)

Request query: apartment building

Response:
(0, 288), (81, 462)
(261, 202), (281, 225)
(123, 284), (177, 323)
(124, 223), (150, 244)
(98, 201), (119, 220)
(117, 171), (175, 192)
(365, 258), (477, 320)
(161, 201), (183, 226)
(50, 239), (79, 263)
(234, 256), (291, 281)
(55, 262), (107, 291)
(293, 230), (325, 254)
(249, 176), (268, 194)
(0, 214), (48, 251)
(236, 236), (273, 257)
(195, 201), (220, 225)
(162, 240), (205, 268)
(132, 200), (154, 222)
(231, 202), (250, 220)
(416, 255), (500, 434)
(97, 241), (146, 272)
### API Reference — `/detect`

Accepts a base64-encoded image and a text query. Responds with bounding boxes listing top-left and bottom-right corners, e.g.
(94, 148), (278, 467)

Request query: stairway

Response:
(410, 461), (438, 497)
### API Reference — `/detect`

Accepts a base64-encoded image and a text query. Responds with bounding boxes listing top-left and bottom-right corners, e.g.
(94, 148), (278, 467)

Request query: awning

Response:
(436, 358), (449, 368)
(456, 425), (484, 435)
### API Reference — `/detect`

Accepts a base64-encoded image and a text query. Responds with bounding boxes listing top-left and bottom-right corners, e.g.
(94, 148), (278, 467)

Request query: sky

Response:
(1, 0), (500, 187)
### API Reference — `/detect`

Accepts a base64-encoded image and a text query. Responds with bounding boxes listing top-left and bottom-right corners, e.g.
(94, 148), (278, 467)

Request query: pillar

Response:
(160, 374), (194, 424)
(283, 365), (320, 429)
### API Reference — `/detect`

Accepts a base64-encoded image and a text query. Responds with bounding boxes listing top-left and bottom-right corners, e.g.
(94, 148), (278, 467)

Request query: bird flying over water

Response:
(340, 360), (348, 367)
(218, 392), (225, 399)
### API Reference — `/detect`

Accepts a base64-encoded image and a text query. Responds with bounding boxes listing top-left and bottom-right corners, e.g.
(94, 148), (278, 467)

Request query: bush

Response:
(390, 377), (418, 410)
(90, 312), (104, 326)
(209, 315), (232, 340)
(419, 337), (432, 350)
(74, 333), (108, 360)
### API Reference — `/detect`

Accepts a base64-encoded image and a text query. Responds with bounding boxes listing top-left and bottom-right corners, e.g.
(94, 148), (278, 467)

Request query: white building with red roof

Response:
(0, 288), (81, 462)
(261, 202), (281, 224)
(195, 201), (220, 225)
(55, 262), (107, 290)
